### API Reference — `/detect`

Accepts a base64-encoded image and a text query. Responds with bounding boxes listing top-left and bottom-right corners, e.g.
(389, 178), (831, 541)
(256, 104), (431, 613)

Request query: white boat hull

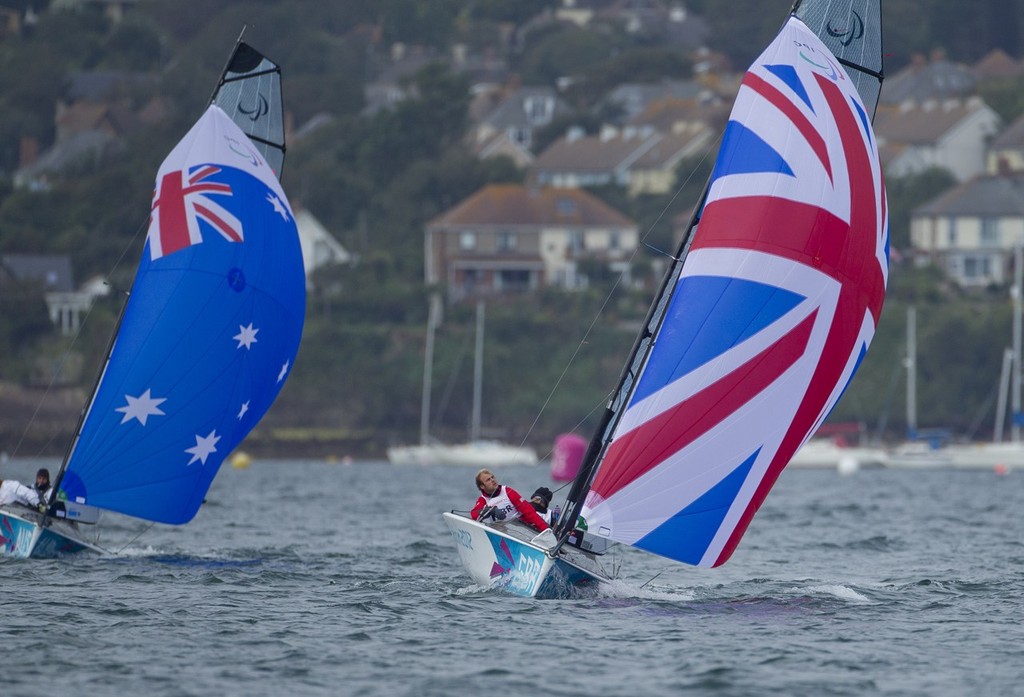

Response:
(788, 439), (888, 470)
(442, 512), (610, 598)
(943, 442), (1024, 470)
(389, 441), (538, 467)
(0, 505), (106, 558)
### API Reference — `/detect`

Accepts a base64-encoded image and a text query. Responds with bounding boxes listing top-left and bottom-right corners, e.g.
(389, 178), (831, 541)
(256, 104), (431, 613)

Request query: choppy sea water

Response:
(2, 458), (1023, 697)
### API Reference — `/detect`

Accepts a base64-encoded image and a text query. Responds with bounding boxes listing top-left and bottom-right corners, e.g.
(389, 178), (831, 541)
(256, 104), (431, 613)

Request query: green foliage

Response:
(516, 26), (627, 86)
(979, 76), (1024, 124)
(2, 0), (1023, 454)
(0, 280), (55, 379)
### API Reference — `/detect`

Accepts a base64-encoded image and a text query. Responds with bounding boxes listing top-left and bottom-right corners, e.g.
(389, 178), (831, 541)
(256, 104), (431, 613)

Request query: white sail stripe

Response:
(184, 198), (205, 247)
(613, 248), (841, 436)
(591, 247), (847, 561)
(193, 198), (244, 242)
(585, 342), (822, 562)
(711, 88), (854, 220)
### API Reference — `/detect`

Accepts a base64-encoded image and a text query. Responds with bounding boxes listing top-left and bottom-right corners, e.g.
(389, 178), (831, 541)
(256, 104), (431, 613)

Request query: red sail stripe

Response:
(743, 72), (833, 183)
(714, 74), (884, 566)
(591, 312), (816, 499)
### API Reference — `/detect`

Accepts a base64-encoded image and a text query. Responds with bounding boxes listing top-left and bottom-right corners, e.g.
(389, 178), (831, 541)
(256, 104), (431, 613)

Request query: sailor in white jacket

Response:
(0, 479), (41, 508)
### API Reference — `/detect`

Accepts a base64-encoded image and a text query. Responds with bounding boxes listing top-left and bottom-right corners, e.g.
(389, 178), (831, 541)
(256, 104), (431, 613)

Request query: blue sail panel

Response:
(60, 106), (305, 524)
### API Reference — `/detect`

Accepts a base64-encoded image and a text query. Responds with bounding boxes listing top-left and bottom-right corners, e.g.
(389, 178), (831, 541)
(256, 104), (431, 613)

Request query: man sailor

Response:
(470, 469), (549, 532)
(0, 478), (41, 508)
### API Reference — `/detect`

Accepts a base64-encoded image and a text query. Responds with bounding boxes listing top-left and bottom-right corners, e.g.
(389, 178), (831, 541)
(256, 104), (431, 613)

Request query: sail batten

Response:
(210, 42), (286, 177)
(570, 12), (887, 568)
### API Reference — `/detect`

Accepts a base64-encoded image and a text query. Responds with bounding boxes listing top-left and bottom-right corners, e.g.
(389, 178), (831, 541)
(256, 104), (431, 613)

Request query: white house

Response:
(875, 97), (1003, 182)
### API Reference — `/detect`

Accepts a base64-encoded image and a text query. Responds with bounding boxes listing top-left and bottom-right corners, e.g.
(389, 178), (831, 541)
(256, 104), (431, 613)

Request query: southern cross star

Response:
(267, 193), (290, 221)
(186, 430), (221, 466)
(234, 323), (259, 349)
(116, 389), (166, 426)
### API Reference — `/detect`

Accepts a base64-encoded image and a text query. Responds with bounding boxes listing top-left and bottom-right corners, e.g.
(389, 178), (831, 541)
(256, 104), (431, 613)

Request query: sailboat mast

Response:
(995, 347), (1013, 443)
(1013, 245), (1022, 442)
(553, 182), (709, 540)
(419, 295), (441, 446)
(471, 300), (484, 442)
(906, 306), (917, 440)
(49, 292), (130, 507)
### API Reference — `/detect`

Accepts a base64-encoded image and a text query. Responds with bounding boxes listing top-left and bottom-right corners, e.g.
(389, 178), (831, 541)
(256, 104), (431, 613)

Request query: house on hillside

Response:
(874, 97), (1002, 182)
(469, 87), (575, 166)
(362, 43), (435, 116)
(14, 70), (164, 190)
(294, 208), (354, 286)
(909, 172), (1024, 288)
(0, 254), (107, 335)
(988, 112), (1024, 173)
(880, 51), (977, 105)
(603, 80), (710, 123)
(425, 184), (638, 302)
(530, 122), (711, 196)
(972, 49), (1024, 83)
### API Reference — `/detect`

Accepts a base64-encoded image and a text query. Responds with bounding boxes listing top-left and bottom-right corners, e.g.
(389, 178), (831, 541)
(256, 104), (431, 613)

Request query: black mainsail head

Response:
(210, 40), (286, 177)
(792, 0), (884, 114)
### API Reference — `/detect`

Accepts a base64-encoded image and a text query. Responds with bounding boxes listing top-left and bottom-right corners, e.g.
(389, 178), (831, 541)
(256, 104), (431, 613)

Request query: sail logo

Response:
(826, 11), (864, 47)
(451, 528), (473, 550)
(239, 94), (269, 122)
(147, 165), (243, 260)
(793, 41), (842, 82)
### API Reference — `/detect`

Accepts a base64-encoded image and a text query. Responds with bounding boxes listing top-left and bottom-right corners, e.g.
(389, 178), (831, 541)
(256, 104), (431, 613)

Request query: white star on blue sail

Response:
(186, 430), (221, 466)
(115, 389), (166, 426)
(233, 323), (259, 349)
(267, 193), (290, 220)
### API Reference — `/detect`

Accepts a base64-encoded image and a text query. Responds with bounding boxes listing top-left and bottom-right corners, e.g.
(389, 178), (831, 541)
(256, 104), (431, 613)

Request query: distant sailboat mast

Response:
(471, 300), (484, 442)
(906, 306), (917, 441)
(1012, 245), (1022, 442)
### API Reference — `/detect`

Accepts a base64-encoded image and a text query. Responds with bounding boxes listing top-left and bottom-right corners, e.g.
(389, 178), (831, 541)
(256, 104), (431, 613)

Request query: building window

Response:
(508, 126), (530, 147)
(962, 255), (991, 280)
(946, 217), (957, 246)
(556, 197), (576, 215)
(524, 96), (553, 125)
(498, 269), (530, 291)
(981, 217), (999, 246)
(609, 231), (620, 251)
(569, 230), (584, 255)
(497, 231), (517, 252)
(459, 231), (477, 250)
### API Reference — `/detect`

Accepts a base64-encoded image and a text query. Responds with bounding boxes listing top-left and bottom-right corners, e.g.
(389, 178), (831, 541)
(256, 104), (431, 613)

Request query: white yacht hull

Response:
(0, 505), (106, 558)
(442, 512), (611, 598)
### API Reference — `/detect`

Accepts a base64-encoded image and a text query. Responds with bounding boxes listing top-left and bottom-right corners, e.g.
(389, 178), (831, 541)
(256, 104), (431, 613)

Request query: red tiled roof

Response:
(428, 184), (636, 228)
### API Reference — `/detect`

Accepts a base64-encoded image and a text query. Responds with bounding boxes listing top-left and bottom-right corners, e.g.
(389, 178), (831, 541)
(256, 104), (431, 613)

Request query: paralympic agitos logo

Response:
(826, 10), (865, 46)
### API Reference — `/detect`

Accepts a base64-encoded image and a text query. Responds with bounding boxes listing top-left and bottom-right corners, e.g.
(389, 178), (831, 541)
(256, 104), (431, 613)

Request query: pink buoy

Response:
(551, 433), (587, 481)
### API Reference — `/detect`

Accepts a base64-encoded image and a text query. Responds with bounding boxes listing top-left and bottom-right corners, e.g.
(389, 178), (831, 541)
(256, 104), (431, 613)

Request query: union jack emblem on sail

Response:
(147, 165), (243, 260)
(581, 18), (888, 569)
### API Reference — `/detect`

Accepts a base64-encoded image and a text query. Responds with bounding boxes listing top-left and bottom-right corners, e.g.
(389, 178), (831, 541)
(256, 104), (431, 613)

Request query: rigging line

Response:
(639, 567), (669, 589)
(114, 521), (156, 554)
(517, 130), (723, 449)
(531, 392), (612, 464)
(12, 214), (150, 460)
